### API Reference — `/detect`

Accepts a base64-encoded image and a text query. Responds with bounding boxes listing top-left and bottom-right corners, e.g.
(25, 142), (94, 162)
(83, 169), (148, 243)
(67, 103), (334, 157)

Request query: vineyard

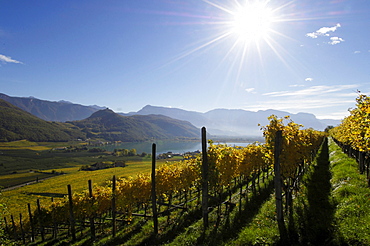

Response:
(2, 115), (328, 245)
(330, 93), (370, 184)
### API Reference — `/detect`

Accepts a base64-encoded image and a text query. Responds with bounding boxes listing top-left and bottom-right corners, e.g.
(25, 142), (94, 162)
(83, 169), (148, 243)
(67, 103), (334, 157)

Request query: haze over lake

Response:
(98, 141), (252, 154)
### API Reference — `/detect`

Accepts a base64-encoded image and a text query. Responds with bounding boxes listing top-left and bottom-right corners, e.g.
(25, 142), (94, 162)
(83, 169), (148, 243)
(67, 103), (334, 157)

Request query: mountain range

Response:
(0, 98), (199, 142)
(124, 105), (340, 136)
(0, 93), (104, 122)
(0, 93), (340, 139)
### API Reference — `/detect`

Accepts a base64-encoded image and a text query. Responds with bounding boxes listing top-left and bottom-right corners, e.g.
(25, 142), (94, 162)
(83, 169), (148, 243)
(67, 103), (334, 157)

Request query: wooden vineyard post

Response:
(51, 197), (57, 239)
(88, 180), (96, 240)
(3, 217), (8, 235)
(201, 127), (209, 230)
(19, 213), (25, 245)
(28, 203), (35, 242)
(11, 215), (17, 241)
(274, 130), (287, 242)
(37, 199), (45, 242)
(67, 184), (76, 241)
(359, 151), (365, 174)
(151, 143), (158, 236)
(112, 176), (116, 237)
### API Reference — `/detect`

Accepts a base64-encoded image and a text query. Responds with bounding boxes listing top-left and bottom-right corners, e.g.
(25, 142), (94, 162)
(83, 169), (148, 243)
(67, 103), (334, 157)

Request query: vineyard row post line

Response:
(273, 130), (287, 242)
(88, 179), (96, 240)
(112, 175), (117, 237)
(201, 126), (209, 230)
(67, 184), (76, 241)
(151, 143), (158, 236)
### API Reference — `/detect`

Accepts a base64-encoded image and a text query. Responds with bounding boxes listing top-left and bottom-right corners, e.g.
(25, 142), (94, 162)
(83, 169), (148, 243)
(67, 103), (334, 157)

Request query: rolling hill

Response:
(70, 108), (199, 142)
(0, 99), (85, 142)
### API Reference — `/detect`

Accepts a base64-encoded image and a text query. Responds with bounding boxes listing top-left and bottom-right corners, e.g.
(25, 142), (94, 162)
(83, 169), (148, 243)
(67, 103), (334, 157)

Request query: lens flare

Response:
(230, 1), (274, 43)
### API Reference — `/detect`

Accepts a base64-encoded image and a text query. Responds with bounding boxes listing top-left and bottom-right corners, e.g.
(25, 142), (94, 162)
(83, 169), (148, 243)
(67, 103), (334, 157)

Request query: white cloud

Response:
(354, 51), (361, 54)
(0, 54), (23, 64)
(329, 37), (344, 45)
(289, 84), (305, 87)
(306, 32), (318, 39)
(305, 78), (313, 82)
(306, 23), (341, 38)
(317, 23), (341, 35)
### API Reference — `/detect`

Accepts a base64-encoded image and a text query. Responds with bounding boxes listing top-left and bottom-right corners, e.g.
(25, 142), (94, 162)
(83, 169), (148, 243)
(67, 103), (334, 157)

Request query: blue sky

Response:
(1, 0), (369, 120)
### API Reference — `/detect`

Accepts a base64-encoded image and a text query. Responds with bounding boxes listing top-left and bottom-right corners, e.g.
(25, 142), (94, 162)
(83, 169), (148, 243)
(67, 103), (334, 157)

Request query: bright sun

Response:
(174, 0), (286, 70)
(230, 1), (274, 43)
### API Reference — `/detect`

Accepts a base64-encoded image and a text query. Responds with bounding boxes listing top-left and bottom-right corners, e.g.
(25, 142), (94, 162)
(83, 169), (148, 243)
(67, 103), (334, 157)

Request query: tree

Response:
(325, 125), (334, 132)
(129, 148), (137, 156)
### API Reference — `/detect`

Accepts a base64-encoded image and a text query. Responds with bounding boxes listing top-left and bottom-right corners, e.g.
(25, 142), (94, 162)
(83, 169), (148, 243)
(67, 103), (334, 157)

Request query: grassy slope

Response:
(328, 138), (370, 245)
(0, 99), (85, 142)
(225, 137), (370, 245)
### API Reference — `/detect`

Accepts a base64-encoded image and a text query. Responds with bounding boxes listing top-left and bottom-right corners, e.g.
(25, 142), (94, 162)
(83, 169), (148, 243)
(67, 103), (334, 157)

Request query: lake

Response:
(97, 141), (252, 154)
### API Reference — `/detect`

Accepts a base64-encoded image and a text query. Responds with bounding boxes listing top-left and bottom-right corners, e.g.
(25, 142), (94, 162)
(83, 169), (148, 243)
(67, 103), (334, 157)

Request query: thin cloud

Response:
(316, 111), (350, 120)
(243, 84), (359, 119)
(305, 78), (313, 82)
(263, 84), (358, 97)
(0, 54), (23, 64)
(245, 98), (353, 111)
(354, 51), (361, 54)
(245, 88), (256, 93)
(306, 23), (341, 38)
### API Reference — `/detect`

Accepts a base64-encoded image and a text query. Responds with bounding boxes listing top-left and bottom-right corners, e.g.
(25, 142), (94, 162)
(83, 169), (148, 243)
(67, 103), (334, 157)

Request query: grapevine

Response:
(9, 115), (325, 241)
(330, 93), (370, 152)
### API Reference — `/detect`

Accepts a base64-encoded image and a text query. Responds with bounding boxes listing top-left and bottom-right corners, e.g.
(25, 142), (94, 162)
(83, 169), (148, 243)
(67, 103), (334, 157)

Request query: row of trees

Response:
(113, 148), (148, 157)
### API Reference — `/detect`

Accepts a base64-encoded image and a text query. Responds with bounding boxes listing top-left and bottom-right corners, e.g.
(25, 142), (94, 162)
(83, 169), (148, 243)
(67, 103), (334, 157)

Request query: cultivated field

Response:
(0, 140), (177, 219)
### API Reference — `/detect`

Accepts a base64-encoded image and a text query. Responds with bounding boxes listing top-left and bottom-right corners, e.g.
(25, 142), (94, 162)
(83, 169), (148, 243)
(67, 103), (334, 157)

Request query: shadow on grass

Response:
(137, 178), (274, 246)
(296, 138), (335, 245)
(140, 204), (203, 246)
(204, 179), (275, 245)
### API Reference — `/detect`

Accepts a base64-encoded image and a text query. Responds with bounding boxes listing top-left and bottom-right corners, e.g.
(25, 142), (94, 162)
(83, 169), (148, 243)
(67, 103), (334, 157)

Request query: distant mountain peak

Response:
(88, 108), (115, 118)
(0, 93), (102, 122)
(58, 100), (73, 104)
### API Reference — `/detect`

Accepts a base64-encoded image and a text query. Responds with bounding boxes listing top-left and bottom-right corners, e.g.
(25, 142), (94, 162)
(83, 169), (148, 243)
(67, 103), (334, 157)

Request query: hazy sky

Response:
(1, 0), (369, 119)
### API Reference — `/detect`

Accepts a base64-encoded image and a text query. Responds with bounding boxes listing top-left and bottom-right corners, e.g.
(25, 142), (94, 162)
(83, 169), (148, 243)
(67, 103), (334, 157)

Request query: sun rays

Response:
(166, 1), (293, 74)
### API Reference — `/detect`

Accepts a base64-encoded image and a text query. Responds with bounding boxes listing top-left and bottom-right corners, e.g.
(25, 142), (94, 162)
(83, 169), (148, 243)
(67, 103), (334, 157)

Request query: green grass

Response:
(226, 137), (370, 245)
(164, 175), (275, 246)
(1, 156), (172, 220)
(0, 171), (57, 188)
(0, 139), (84, 150)
(328, 138), (370, 245)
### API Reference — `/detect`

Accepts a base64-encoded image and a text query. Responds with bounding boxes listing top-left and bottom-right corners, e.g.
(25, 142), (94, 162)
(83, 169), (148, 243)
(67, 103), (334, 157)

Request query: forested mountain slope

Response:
(0, 99), (85, 142)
